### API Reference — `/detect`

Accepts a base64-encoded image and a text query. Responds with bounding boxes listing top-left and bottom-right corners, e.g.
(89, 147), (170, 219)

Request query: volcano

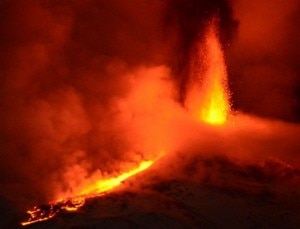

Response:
(6, 149), (300, 228)
(0, 0), (300, 228)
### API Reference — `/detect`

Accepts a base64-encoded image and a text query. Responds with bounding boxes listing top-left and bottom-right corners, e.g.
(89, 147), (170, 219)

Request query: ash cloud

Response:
(164, 0), (236, 102)
(0, 0), (169, 207)
(228, 0), (300, 122)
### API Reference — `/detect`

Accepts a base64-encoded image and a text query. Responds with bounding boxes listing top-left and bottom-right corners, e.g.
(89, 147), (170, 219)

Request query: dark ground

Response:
(1, 154), (299, 229)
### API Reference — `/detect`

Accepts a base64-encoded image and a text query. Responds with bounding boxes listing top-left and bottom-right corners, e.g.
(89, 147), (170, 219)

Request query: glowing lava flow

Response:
(21, 197), (85, 226)
(21, 160), (154, 226)
(79, 160), (154, 196)
(187, 18), (231, 125)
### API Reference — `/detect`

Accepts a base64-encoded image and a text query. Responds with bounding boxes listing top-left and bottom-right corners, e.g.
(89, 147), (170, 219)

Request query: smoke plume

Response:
(228, 0), (300, 122)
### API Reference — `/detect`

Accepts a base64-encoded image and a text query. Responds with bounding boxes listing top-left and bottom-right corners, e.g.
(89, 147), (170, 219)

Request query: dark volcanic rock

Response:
(19, 156), (300, 229)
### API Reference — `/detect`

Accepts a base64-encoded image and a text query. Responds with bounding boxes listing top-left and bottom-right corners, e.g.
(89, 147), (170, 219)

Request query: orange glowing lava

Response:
(79, 160), (154, 196)
(187, 18), (231, 125)
(20, 197), (85, 226)
(21, 160), (155, 226)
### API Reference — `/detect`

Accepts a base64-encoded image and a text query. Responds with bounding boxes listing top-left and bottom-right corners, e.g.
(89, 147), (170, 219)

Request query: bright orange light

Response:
(200, 21), (230, 125)
(79, 160), (154, 195)
(187, 18), (231, 125)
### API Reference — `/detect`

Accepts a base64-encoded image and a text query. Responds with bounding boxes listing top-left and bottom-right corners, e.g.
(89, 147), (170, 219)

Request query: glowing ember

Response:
(21, 197), (85, 226)
(187, 18), (231, 125)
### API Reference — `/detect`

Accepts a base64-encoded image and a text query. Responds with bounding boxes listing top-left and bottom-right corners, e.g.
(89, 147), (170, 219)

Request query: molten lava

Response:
(187, 18), (231, 125)
(79, 160), (154, 196)
(21, 160), (154, 226)
(21, 197), (85, 226)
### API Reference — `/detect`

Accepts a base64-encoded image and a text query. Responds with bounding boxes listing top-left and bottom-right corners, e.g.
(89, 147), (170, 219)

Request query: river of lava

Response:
(21, 18), (230, 226)
(21, 160), (155, 226)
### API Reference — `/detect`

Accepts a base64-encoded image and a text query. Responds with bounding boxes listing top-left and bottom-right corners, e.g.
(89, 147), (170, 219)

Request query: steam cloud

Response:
(0, 0), (299, 211)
